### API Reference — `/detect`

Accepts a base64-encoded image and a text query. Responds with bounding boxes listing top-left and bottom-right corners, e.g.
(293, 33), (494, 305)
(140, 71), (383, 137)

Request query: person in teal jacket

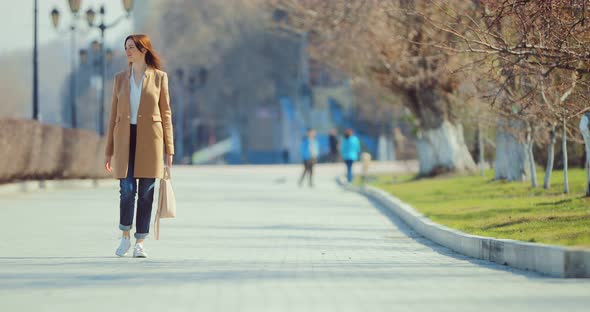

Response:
(341, 128), (361, 182)
(299, 128), (319, 187)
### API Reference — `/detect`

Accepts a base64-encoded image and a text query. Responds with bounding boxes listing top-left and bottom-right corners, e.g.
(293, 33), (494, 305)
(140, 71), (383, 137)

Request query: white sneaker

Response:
(115, 237), (131, 257)
(133, 243), (148, 258)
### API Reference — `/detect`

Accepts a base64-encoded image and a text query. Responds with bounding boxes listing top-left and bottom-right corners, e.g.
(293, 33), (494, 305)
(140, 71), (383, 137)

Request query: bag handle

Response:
(163, 166), (171, 180)
(154, 211), (161, 240)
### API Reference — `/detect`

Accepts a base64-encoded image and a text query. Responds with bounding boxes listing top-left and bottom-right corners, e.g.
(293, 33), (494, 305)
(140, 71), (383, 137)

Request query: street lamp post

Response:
(78, 41), (112, 133)
(188, 74), (198, 162)
(86, 0), (133, 135)
(189, 67), (208, 164)
(175, 66), (208, 164)
(33, 0), (39, 121)
(175, 68), (186, 164)
(51, 0), (83, 128)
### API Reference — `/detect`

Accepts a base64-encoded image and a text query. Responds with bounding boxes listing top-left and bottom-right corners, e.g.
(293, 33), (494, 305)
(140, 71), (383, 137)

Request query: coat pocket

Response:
(152, 114), (163, 139)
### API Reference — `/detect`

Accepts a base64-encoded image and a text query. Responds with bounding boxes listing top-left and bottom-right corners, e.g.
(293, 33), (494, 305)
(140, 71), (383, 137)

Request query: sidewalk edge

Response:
(0, 179), (118, 194)
(338, 178), (590, 278)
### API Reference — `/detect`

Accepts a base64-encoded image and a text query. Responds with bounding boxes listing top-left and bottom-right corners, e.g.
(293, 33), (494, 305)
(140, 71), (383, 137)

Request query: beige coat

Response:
(105, 67), (174, 179)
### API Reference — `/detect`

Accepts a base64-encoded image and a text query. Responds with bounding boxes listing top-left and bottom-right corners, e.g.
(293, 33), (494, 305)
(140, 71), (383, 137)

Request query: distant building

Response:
(129, 2), (388, 164)
(239, 26), (311, 164)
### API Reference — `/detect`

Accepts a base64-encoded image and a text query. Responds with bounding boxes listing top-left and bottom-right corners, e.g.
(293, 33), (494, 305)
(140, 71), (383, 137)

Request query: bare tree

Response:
(415, 0), (590, 190)
(272, 0), (477, 176)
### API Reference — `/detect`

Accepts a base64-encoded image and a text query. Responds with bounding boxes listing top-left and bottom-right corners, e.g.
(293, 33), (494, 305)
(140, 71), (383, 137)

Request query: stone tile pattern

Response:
(0, 163), (588, 311)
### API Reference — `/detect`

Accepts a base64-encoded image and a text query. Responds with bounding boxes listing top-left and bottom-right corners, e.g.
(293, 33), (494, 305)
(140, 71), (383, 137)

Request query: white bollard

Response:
(361, 152), (372, 184)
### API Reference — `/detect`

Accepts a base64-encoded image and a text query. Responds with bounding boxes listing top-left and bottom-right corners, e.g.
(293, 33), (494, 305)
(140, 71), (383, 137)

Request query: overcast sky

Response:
(0, 0), (133, 55)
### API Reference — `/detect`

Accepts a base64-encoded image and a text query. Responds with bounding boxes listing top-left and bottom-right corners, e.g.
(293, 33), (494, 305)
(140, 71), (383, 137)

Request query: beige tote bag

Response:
(154, 167), (176, 240)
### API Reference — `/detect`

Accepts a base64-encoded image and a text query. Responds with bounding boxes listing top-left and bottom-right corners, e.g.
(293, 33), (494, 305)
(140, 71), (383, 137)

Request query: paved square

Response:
(1, 164), (589, 311)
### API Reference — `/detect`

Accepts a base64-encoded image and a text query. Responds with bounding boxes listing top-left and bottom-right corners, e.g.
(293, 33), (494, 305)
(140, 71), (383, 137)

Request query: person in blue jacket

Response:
(341, 128), (361, 183)
(299, 128), (319, 187)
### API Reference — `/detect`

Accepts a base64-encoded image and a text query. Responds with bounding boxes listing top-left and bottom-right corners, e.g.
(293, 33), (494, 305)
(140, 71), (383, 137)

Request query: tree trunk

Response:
(478, 123), (485, 176)
(543, 125), (556, 189)
(494, 119), (530, 181)
(415, 121), (476, 175)
(526, 123), (538, 188)
(563, 117), (570, 194)
(406, 89), (476, 176)
(579, 114), (590, 196)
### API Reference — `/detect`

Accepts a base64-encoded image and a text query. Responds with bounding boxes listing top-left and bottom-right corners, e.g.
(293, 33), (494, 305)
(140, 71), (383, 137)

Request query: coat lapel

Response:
(123, 68), (132, 115)
(124, 66), (154, 112)
(139, 67), (153, 114)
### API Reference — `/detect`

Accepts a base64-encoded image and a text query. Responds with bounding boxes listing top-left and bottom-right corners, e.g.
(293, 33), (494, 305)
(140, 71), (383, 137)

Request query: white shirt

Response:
(129, 67), (145, 125)
(309, 140), (318, 158)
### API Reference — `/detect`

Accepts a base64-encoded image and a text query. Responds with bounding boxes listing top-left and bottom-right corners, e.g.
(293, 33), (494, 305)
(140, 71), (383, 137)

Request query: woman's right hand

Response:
(105, 156), (113, 173)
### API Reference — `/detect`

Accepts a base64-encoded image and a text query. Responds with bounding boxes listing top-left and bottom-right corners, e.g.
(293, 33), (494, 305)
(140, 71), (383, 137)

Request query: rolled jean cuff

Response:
(119, 224), (132, 231)
(134, 232), (149, 239)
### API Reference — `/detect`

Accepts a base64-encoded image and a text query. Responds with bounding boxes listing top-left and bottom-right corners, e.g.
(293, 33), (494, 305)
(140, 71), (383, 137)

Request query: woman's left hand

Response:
(166, 154), (173, 168)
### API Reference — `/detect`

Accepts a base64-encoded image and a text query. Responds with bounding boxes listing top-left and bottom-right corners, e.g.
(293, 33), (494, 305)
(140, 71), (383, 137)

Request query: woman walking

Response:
(104, 34), (174, 258)
(341, 128), (361, 183)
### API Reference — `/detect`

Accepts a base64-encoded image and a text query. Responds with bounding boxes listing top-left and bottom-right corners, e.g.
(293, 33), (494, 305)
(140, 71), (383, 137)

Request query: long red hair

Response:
(124, 34), (162, 70)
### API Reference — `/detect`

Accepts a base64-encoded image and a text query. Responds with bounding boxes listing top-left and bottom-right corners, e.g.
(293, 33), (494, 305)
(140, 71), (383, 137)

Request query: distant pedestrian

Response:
(328, 128), (339, 162)
(282, 148), (290, 164)
(299, 128), (319, 187)
(341, 128), (361, 183)
(104, 34), (174, 258)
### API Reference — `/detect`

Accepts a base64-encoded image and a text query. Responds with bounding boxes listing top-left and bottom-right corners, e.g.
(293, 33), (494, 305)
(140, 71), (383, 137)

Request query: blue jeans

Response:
(298, 159), (315, 187)
(345, 160), (354, 182)
(119, 125), (156, 239)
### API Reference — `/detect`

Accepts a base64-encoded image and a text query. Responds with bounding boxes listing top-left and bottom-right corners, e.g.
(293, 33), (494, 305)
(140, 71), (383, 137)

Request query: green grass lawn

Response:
(369, 168), (590, 247)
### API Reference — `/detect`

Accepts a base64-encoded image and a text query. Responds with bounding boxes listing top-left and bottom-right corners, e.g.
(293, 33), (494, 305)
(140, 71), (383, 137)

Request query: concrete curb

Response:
(339, 178), (590, 278)
(0, 178), (118, 194)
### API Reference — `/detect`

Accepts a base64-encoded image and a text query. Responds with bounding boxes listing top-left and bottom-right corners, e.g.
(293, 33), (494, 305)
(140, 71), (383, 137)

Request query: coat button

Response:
(127, 116), (130, 119)
(139, 115), (142, 118)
